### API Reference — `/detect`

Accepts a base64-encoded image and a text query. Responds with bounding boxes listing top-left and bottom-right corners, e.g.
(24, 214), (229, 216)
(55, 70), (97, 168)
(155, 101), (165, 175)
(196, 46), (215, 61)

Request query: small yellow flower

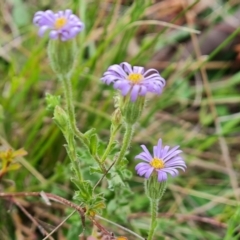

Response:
(89, 210), (96, 217)
(0, 148), (27, 177)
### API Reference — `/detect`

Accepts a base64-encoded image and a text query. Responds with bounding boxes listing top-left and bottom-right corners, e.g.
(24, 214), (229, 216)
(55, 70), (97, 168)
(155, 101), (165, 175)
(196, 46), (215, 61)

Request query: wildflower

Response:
(33, 9), (84, 41)
(135, 139), (186, 182)
(0, 148), (27, 178)
(101, 62), (165, 101)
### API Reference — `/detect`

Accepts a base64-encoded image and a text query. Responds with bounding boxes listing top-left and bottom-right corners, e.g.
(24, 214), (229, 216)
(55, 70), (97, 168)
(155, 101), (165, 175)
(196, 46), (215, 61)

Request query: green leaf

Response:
(45, 93), (61, 112)
(107, 140), (120, 155)
(89, 134), (99, 155)
(53, 106), (70, 136)
(12, 0), (30, 27)
(200, 105), (213, 126)
(122, 169), (132, 179)
(84, 128), (96, 138)
(224, 205), (240, 240)
(107, 170), (126, 191)
(89, 166), (102, 175)
(116, 157), (129, 170)
(72, 180), (93, 202)
(6, 163), (21, 171)
(88, 196), (106, 215)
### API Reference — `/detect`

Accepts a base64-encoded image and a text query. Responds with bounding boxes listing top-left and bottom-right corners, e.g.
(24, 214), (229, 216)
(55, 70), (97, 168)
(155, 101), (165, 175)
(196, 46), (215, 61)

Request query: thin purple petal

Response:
(121, 84), (131, 96)
(130, 85), (140, 101)
(135, 153), (151, 162)
(157, 171), (167, 182)
(144, 167), (154, 179)
(153, 146), (158, 158)
(156, 139), (162, 158)
(38, 25), (49, 36)
(135, 162), (149, 171)
(161, 146), (170, 158)
(120, 62), (133, 74)
(49, 30), (58, 39)
(140, 145), (153, 160)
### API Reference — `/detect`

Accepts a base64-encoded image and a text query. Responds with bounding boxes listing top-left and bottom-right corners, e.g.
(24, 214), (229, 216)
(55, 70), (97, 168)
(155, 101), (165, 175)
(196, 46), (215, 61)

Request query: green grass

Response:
(0, 0), (240, 239)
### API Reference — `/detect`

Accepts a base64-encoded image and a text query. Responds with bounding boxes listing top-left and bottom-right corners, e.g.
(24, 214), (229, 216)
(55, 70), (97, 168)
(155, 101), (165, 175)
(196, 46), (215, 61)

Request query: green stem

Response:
(61, 75), (91, 147)
(60, 75), (83, 181)
(67, 132), (83, 182)
(101, 124), (121, 164)
(60, 75), (106, 176)
(115, 123), (134, 166)
(147, 199), (158, 240)
(94, 154), (107, 173)
(61, 75), (107, 172)
(61, 75), (85, 139)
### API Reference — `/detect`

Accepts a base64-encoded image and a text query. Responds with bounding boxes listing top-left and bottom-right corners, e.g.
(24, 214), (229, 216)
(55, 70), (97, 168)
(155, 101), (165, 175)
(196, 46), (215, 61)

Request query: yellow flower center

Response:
(127, 73), (143, 84)
(150, 158), (165, 169)
(54, 17), (67, 29)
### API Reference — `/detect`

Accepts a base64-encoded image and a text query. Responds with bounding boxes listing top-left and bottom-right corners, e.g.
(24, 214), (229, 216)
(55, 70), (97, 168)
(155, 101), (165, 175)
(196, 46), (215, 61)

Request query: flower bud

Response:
(53, 106), (69, 134)
(144, 172), (167, 200)
(120, 95), (145, 125)
(45, 93), (61, 111)
(111, 108), (122, 127)
(47, 39), (77, 76)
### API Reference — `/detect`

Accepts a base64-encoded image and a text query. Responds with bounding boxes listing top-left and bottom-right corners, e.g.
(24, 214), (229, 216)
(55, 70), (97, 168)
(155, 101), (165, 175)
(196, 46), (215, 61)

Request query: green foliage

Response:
(12, 0), (30, 27)
(89, 133), (99, 155)
(0, 0), (240, 239)
(73, 179), (93, 202)
(45, 93), (61, 112)
(53, 106), (70, 136)
(224, 206), (240, 240)
(73, 179), (106, 215)
(0, 199), (15, 240)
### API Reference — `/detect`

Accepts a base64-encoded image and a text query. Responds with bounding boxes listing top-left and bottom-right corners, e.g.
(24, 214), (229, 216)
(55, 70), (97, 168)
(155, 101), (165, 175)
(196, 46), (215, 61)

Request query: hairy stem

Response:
(60, 75), (83, 182)
(115, 123), (134, 166)
(60, 75), (106, 173)
(61, 75), (85, 141)
(147, 199), (158, 240)
(101, 124), (121, 164)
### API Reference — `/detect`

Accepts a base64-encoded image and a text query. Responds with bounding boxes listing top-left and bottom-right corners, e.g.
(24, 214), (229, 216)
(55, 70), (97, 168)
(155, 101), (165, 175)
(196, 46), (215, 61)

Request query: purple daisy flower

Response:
(101, 62), (166, 101)
(135, 139), (186, 182)
(33, 9), (84, 41)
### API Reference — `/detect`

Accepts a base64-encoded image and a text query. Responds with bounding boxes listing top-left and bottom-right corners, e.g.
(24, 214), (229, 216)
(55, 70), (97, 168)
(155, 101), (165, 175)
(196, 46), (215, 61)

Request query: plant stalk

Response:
(101, 124), (121, 164)
(115, 123), (134, 166)
(60, 75), (83, 181)
(147, 199), (158, 240)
